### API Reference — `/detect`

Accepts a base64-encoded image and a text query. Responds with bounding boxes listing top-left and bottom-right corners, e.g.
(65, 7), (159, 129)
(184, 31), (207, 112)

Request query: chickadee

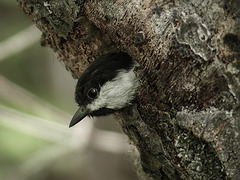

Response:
(69, 52), (139, 127)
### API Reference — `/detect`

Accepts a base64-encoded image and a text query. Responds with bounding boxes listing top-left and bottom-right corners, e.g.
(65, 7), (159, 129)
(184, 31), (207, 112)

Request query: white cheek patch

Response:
(87, 67), (139, 111)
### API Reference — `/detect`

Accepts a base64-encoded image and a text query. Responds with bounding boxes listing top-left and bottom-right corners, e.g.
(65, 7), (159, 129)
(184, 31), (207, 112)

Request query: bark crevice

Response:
(17, 0), (240, 179)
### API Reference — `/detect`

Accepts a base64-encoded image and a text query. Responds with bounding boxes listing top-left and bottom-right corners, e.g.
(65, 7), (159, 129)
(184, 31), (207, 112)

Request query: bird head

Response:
(69, 52), (139, 127)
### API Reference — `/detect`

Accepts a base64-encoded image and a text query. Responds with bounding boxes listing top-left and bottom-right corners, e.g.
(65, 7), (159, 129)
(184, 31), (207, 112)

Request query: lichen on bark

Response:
(17, 0), (240, 179)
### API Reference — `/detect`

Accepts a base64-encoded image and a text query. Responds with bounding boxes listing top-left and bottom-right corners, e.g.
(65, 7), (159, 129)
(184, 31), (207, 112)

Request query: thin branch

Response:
(0, 105), (74, 145)
(0, 25), (41, 62)
(0, 104), (131, 153)
(0, 75), (69, 122)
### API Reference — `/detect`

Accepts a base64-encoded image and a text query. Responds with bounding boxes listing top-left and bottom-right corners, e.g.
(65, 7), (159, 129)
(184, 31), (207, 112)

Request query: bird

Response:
(69, 52), (139, 127)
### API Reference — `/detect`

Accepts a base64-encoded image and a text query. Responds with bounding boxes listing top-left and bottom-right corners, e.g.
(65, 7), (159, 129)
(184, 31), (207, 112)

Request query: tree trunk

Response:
(17, 0), (240, 179)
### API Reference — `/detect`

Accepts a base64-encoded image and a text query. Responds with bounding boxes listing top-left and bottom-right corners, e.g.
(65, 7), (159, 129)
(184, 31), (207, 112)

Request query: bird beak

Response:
(69, 107), (89, 127)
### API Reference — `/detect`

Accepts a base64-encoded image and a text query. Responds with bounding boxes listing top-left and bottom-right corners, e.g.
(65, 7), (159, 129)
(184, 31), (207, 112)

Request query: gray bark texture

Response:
(17, 0), (240, 179)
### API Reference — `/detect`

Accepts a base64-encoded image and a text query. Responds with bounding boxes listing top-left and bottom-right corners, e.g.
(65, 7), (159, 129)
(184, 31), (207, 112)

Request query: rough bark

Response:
(17, 0), (240, 179)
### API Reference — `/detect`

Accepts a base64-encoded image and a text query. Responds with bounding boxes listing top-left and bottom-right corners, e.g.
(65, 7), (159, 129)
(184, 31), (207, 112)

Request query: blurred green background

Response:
(0, 1), (139, 180)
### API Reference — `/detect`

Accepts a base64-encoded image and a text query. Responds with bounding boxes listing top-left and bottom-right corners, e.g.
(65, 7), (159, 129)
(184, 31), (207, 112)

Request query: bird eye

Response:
(87, 88), (98, 99)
